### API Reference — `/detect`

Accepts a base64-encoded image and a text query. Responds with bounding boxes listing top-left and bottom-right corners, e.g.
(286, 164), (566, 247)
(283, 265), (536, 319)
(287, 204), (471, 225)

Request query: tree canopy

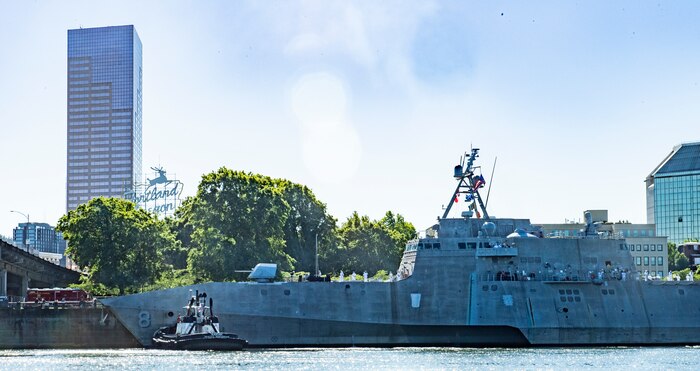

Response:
(668, 242), (690, 271)
(324, 211), (416, 274)
(57, 197), (176, 294)
(58, 168), (417, 293)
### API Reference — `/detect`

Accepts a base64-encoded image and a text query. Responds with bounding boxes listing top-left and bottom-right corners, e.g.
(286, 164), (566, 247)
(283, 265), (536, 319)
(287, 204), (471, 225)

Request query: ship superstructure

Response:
(102, 148), (700, 347)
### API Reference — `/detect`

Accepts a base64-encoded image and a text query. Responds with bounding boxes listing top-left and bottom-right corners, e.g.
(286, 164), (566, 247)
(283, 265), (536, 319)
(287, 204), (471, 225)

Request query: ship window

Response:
(434, 243), (440, 249)
(467, 242), (477, 249)
(458, 242), (466, 249)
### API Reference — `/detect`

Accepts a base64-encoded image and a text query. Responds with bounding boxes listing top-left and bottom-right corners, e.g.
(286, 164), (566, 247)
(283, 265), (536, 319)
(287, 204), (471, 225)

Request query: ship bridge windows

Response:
(458, 242), (477, 249)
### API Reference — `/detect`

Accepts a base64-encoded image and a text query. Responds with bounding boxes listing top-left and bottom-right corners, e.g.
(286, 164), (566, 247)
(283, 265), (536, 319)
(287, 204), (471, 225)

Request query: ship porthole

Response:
(167, 311), (174, 317)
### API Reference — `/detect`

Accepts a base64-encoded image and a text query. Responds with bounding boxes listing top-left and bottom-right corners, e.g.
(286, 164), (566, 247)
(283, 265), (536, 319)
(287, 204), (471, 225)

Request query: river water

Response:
(1, 347), (698, 370)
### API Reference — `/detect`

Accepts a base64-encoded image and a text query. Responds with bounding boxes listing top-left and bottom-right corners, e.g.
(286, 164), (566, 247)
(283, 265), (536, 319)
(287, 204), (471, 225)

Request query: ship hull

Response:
(100, 234), (700, 348)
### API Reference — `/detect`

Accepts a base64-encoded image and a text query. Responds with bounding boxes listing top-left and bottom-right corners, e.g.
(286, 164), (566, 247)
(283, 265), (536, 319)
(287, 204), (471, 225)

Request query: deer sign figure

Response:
(148, 167), (169, 186)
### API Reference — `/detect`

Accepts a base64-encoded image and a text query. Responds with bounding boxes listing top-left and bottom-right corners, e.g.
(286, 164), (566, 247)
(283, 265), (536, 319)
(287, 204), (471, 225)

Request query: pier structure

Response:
(0, 239), (80, 300)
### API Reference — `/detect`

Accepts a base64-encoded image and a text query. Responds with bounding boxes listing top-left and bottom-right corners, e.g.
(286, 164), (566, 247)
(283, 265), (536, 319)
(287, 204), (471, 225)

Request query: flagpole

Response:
(485, 156), (497, 208)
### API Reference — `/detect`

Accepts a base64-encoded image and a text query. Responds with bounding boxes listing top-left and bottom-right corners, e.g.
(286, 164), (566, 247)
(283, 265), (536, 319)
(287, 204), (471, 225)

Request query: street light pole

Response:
(10, 210), (30, 251)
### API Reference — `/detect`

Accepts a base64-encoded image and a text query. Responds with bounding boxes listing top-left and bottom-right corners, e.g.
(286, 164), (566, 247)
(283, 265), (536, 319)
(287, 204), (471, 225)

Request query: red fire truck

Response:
(26, 288), (90, 302)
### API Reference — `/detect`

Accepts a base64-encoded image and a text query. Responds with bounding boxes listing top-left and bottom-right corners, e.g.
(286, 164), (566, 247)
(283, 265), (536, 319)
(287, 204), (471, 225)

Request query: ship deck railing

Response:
(477, 270), (639, 283)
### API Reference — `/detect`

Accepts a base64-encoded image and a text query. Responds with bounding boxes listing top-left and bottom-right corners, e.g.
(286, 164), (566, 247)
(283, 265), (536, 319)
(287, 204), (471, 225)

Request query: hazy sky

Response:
(1, 1), (699, 237)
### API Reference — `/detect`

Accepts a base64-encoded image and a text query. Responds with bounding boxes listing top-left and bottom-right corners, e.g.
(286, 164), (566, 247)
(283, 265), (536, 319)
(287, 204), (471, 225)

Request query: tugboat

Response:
(151, 291), (247, 350)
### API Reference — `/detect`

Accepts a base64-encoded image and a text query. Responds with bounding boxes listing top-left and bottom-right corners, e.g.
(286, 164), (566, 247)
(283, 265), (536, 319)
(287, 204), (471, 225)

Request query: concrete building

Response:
(678, 242), (700, 266)
(67, 25), (142, 211)
(646, 142), (700, 244)
(13, 222), (66, 255)
(535, 210), (668, 278)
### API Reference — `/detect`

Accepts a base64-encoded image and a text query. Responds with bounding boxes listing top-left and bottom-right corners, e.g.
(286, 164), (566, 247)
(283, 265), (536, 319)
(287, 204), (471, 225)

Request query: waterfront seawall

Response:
(0, 307), (139, 349)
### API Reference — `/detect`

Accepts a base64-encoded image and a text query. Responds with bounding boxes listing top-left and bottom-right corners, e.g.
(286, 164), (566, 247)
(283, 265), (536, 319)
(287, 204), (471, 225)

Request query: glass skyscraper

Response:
(66, 25), (142, 211)
(646, 142), (700, 244)
(13, 222), (66, 255)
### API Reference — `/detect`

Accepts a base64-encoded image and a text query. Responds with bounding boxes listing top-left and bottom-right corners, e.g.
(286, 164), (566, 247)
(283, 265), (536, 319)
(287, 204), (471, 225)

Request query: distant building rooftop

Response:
(648, 142), (700, 177)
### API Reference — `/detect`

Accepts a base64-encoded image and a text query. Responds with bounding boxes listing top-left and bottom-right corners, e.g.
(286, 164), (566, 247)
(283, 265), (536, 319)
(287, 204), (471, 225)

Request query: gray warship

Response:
(102, 148), (700, 347)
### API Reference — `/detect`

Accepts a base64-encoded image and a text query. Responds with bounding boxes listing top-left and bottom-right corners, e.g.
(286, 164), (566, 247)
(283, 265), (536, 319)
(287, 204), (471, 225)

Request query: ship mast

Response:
(442, 148), (490, 220)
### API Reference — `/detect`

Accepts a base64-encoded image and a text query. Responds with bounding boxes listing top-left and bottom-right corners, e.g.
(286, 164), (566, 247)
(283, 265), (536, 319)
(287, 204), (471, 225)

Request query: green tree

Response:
(277, 181), (336, 273)
(668, 242), (690, 271)
(57, 197), (175, 294)
(379, 211), (417, 261)
(326, 211), (415, 274)
(182, 168), (294, 281)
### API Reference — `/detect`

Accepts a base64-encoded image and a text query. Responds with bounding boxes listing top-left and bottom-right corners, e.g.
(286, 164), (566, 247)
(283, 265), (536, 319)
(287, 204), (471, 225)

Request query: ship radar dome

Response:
(507, 228), (538, 238)
(482, 221), (496, 236)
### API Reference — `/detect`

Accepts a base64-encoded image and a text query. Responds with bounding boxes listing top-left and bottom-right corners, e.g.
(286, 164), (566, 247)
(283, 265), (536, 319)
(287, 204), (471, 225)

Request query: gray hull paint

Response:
(102, 218), (700, 347)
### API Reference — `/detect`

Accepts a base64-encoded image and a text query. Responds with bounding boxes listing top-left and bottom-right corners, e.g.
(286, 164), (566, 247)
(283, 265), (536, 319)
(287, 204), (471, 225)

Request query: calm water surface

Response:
(1, 347), (698, 370)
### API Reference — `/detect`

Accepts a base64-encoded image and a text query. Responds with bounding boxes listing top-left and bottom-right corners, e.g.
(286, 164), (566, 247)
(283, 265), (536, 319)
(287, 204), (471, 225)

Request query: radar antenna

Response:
(442, 148), (490, 220)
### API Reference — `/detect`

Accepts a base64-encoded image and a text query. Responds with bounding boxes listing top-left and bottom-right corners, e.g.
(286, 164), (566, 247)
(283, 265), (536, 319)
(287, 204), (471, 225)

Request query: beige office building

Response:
(535, 210), (668, 278)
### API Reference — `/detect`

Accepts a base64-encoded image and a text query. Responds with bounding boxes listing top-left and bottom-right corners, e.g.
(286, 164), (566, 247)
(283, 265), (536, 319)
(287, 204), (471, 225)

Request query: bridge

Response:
(0, 239), (81, 299)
